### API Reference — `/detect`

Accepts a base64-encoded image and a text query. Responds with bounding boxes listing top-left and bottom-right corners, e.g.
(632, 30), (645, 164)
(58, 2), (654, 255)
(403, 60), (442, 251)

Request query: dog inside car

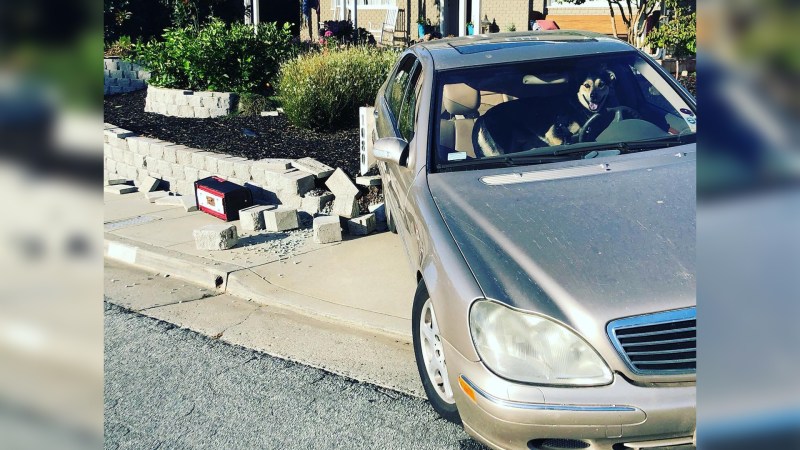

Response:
(542, 68), (617, 146)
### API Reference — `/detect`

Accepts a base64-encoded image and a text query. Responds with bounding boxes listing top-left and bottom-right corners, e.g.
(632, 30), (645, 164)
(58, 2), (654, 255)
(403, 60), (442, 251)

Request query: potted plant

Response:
(467, 21), (474, 35)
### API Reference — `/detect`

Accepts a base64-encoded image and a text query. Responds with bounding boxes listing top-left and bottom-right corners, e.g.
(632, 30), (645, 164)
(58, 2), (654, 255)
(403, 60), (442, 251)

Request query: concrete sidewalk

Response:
(103, 190), (417, 339)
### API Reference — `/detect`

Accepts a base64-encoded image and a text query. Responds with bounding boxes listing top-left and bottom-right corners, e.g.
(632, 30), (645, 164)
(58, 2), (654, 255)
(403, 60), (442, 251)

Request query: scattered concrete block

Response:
(238, 205), (275, 231)
(260, 111), (279, 117)
(104, 185), (137, 195)
(263, 206), (299, 232)
(292, 157), (335, 179)
(252, 158), (293, 172)
(347, 213), (376, 236)
(154, 195), (198, 212)
(193, 224), (238, 250)
(276, 107), (284, 113)
(325, 168), (360, 199)
(137, 175), (162, 192)
(313, 216), (342, 244)
(356, 175), (382, 186)
(300, 193), (334, 215)
(144, 191), (171, 203)
(368, 203), (386, 223)
(331, 197), (359, 219)
(106, 178), (130, 186)
(277, 170), (315, 196)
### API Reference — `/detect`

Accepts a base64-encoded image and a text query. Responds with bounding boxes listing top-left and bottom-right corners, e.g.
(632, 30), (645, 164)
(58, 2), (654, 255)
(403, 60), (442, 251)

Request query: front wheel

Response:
(412, 281), (461, 424)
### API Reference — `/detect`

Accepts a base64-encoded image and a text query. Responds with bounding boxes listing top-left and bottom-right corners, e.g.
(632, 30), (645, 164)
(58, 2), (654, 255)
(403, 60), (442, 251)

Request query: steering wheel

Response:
(577, 106), (640, 142)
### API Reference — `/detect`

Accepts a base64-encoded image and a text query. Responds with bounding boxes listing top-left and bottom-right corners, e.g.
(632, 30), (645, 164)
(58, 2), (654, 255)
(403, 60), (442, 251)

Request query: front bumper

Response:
(445, 340), (696, 450)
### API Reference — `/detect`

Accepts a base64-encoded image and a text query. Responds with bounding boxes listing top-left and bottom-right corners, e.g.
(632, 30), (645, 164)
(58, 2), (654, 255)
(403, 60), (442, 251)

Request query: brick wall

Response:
(103, 124), (313, 207)
(104, 57), (149, 95)
(481, 0), (530, 32)
(144, 86), (237, 119)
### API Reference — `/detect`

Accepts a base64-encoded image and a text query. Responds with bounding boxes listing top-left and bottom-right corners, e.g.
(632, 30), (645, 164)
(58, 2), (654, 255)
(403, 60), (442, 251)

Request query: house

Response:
(313, 0), (627, 42)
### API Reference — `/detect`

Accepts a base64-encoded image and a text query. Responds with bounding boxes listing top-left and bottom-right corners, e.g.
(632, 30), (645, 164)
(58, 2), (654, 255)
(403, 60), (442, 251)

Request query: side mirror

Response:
(373, 137), (408, 166)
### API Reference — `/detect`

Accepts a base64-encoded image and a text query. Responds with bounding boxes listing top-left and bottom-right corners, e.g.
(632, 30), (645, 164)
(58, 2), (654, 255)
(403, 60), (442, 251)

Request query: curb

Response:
(104, 234), (412, 341)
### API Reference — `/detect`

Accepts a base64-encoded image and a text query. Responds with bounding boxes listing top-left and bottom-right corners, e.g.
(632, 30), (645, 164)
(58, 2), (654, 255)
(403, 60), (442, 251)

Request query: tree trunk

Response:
(607, 0), (619, 38)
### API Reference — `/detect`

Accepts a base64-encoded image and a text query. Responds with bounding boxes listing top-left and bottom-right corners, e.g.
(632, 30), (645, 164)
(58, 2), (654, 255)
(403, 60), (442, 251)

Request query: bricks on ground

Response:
(193, 224), (238, 250)
(325, 168), (361, 219)
(313, 216), (342, 244)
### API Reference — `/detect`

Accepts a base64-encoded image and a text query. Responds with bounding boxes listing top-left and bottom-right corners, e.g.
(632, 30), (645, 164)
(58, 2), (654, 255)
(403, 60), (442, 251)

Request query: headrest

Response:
(443, 83), (480, 116)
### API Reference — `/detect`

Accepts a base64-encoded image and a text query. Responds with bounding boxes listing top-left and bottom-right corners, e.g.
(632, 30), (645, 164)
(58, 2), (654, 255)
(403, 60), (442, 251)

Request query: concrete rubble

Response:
(239, 205), (275, 232)
(138, 175), (162, 192)
(193, 224), (238, 250)
(347, 214), (377, 236)
(264, 206), (299, 232)
(144, 191), (171, 203)
(153, 194), (198, 212)
(313, 216), (343, 244)
(105, 185), (138, 195)
(292, 157), (335, 179)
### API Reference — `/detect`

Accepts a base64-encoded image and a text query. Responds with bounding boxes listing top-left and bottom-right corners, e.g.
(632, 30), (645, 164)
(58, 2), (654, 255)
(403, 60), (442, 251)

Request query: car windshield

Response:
(433, 52), (696, 171)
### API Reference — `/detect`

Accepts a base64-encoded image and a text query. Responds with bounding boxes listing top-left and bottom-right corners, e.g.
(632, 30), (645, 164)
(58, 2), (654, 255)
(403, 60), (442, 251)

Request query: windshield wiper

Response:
(438, 154), (573, 171)
(511, 134), (695, 158)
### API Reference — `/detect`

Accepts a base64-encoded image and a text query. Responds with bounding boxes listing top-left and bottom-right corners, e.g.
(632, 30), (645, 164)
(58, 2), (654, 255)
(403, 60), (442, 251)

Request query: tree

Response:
(557, 0), (661, 46)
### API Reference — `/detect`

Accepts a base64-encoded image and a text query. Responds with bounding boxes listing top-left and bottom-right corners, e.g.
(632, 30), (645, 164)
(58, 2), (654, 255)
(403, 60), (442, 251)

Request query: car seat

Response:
(439, 83), (480, 159)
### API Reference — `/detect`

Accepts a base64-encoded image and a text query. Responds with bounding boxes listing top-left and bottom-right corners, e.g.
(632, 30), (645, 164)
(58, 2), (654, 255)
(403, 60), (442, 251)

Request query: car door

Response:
(375, 55), (423, 255)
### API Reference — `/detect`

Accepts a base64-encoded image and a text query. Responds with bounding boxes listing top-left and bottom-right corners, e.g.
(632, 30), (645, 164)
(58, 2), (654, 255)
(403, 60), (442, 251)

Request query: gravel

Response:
(104, 90), (363, 177)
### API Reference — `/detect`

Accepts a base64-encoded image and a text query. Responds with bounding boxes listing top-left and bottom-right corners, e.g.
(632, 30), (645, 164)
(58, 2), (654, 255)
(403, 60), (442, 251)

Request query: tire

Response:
(412, 281), (461, 424)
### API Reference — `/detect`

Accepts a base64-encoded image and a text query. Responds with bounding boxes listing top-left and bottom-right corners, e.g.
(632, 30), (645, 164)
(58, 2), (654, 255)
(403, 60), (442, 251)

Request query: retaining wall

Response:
(103, 123), (315, 209)
(144, 86), (238, 118)
(104, 57), (150, 95)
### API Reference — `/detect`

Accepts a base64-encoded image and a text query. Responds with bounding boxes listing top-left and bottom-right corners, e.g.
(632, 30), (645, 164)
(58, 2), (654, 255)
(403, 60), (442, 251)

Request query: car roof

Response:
(413, 31), (636, 71)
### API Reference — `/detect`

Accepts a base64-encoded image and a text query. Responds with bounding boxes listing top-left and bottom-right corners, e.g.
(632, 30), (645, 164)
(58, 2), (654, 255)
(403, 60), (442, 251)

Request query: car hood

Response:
(428, 148), (696, 332)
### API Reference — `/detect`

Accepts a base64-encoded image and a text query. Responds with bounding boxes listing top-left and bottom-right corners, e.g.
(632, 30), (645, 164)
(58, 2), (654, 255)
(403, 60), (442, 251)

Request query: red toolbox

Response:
(194, 176), (253, 221)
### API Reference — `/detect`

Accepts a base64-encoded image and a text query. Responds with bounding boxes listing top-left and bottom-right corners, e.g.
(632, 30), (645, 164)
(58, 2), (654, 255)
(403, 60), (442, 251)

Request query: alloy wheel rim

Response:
(419, 299), (455, 404)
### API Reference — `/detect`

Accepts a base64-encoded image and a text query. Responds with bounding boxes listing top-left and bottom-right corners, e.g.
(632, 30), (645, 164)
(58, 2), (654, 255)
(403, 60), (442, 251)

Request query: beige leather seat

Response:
(439, 83), (480, 159)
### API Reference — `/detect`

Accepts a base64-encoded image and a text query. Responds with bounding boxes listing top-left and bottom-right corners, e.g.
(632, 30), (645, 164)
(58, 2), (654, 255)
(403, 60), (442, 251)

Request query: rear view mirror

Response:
(373, 137), (408, 166)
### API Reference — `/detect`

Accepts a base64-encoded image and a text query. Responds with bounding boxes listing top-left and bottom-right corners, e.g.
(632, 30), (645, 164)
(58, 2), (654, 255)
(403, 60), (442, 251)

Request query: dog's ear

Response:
(604, 69), (617, 86)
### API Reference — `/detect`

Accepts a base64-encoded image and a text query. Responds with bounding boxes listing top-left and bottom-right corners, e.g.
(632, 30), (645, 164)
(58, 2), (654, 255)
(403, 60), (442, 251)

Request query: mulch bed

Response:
(104, 90), (362, 177)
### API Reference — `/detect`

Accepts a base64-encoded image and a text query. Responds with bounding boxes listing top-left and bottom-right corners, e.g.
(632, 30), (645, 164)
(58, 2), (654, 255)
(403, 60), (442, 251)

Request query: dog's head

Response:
(575, 69), (616, 112)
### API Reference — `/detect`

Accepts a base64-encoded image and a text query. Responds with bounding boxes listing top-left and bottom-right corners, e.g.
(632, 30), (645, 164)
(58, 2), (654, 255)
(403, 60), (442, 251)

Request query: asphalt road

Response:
(104, 301), (488, 450)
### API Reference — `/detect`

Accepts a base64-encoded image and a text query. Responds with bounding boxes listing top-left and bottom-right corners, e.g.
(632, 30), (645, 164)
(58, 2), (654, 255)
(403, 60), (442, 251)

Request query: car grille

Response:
(607, 307), (696, 375)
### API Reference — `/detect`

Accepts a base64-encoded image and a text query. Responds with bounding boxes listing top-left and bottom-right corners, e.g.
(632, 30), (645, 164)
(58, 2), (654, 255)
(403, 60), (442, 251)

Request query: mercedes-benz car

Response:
(371, 31), (696, 450)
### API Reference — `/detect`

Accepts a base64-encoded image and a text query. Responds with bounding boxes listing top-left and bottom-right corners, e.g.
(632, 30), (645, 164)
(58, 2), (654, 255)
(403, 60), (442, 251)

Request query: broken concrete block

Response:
(325, 168), (360, 199)
(331, 197), (359, 219)
(145, 191), (171, 203)
(137, 175), (162, 192)
(356, 175), (382, 186)
(154, 194), (198, 212)
(300, 193), (334, 215)
(106, 178), (130, 186)
(313, 216), (342, 244)
(104, 185), (137, 195)
(292, 157), (335, 179)
(193, 224), (238, 250)
(368, 203), (386, 223)
(260, 110), (279, 117)
(277, 170), (315, 196)
(347, 213), (376, 236)
(252, 158), (293, 172)
(263, 206), (299, 232)
(238, 205), (275, 232)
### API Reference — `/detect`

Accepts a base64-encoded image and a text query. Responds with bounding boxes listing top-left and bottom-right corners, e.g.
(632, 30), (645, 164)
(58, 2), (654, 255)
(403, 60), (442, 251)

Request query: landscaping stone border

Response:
(144, 86), (237, 118)
(104, 57), (149, 95)
(103, 123), (316, 209)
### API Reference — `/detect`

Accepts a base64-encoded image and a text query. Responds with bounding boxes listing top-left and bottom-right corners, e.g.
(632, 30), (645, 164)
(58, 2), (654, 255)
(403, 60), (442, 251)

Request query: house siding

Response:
(307, 0), (623, 42)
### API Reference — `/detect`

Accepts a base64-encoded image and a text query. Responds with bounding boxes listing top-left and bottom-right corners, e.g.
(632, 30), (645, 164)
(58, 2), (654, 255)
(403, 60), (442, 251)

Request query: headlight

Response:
(469, 300), (612, 386)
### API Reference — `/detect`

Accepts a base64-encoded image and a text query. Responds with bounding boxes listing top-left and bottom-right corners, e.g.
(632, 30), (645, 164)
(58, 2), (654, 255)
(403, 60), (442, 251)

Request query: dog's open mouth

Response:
(584, 94), (601, 112)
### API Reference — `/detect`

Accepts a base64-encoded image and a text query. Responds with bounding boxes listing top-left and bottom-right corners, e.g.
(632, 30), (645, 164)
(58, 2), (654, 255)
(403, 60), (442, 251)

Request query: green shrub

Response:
(237, 93), (277, 116)
(278, 46), (397, 131)
(131, 18), (296, 94)
(645, 0), (696, 58)
(105, 35), (134, 57)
